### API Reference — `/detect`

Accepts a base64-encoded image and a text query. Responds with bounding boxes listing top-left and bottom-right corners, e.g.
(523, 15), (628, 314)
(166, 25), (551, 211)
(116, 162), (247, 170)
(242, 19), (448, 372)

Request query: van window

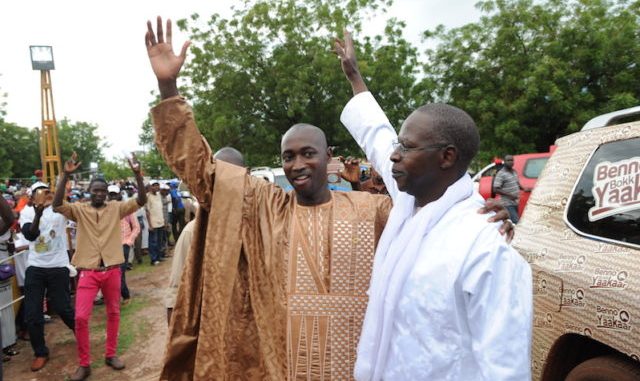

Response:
(523, 158), (549, 179)
(565, 137), (640, 247)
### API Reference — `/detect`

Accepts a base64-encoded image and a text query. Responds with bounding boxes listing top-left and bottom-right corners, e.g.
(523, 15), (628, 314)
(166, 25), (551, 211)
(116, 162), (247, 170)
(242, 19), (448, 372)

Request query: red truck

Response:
(472, 148), (556, 216)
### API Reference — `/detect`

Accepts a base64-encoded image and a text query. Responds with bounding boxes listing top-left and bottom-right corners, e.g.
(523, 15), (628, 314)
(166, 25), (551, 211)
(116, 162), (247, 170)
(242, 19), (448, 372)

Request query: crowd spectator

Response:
(145, 180), (164, 266)
(159, 183), (171, 256)
(169, 181), (185, 240)
(53, 152), (147, 381)
(107, 185), (140, 306)
(494, 154), (530, 223)
(19, 181), (75, 372)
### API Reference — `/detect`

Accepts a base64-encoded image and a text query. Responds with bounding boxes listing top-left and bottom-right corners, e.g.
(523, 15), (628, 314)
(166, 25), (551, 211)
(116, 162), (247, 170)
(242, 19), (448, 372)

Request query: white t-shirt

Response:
(13, 232), (29, 287)
(20, 205), (69, 268)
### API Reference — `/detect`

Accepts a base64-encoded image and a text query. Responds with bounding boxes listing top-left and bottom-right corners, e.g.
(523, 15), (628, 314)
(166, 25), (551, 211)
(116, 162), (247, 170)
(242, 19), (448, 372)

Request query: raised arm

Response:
(146, 17), (218, 209)
(145, 16), (190, 100)
(334, 30), (368, 96)
(53, 152), (81, 209)
(128, 153), (147, 206)
(0, 194), (14, 235)
(336, 30), (399, 201)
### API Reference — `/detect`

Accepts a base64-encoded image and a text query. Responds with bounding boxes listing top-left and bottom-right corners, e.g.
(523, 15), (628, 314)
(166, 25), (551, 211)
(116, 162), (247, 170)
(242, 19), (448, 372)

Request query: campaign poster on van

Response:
(589, 157), (640, 221)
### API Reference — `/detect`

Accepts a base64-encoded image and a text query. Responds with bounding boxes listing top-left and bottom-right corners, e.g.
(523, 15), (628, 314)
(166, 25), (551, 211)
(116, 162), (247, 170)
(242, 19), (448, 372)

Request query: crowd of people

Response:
(0, 152), (199, 380)
(0, 17), (534, 381)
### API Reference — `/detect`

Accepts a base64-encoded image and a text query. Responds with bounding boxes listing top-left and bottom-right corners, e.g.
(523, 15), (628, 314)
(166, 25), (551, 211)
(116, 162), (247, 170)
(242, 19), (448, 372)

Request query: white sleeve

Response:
(461, 228), (533, 381)
(19, 206), (36, 227)
(340, 91), (400, 202)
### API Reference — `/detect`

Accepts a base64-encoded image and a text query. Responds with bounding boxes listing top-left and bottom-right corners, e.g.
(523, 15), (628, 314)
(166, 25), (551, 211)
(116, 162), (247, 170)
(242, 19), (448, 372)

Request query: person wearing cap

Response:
(107, 185), (140, 305)
(52, 152), (147, 381)
(145, 180), (164, 266)
(19, 181), (75, 372)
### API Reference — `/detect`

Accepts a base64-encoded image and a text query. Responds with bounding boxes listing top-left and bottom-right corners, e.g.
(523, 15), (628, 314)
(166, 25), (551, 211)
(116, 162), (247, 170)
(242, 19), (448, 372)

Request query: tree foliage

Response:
(57, 118), (108, 172)
(174, 0), (421, 166)
(138, 117), (175, 178)
(0, 121), (40, 179)
(422, 0), (640, 165)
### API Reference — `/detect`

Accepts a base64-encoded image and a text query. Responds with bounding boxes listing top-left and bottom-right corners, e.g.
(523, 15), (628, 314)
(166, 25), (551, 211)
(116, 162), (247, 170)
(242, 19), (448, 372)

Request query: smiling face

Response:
(281, 124), (332, 206)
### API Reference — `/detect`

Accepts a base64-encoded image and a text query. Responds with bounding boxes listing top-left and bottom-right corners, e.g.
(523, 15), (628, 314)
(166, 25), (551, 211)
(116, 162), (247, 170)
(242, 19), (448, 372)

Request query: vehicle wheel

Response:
(565, 355), (640, 381)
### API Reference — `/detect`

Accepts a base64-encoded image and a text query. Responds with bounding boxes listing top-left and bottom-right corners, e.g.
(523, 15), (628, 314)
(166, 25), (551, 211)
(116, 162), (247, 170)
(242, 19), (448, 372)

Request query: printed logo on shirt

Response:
(35, 236), (50, 253)
(589, 269), (628, 290)
(561, 288), (586, 308)
(555, 254), (586, 273)
(630, 353), (640, 362)
(596, 305), (632, 332)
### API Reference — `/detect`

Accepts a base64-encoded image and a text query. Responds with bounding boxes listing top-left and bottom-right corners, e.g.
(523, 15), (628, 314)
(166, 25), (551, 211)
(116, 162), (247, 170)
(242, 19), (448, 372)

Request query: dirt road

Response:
(4, 256), (172, 381)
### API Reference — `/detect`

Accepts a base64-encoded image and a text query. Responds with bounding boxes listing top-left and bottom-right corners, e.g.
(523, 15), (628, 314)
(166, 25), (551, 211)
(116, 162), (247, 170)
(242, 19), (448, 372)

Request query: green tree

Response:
(58, 118), (108, 172)
(99, 158), (132, 181)
(0, 121), (40, 179)
(421, 0), (640, 166)
(138, 117), (174, 178)
(173, 0), (421, 166)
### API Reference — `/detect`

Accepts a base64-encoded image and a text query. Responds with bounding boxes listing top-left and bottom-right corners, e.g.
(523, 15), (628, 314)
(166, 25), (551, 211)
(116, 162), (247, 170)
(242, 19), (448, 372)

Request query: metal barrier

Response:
(0, 250), (26, 311)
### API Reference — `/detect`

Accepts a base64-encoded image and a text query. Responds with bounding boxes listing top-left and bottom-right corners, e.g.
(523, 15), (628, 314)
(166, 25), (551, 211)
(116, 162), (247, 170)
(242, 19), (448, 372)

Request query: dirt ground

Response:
(3, 253), (172, 381)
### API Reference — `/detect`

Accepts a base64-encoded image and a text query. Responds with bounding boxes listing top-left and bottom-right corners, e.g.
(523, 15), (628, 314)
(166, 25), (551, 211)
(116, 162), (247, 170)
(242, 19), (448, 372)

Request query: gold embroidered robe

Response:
(152, 97), (391, 381)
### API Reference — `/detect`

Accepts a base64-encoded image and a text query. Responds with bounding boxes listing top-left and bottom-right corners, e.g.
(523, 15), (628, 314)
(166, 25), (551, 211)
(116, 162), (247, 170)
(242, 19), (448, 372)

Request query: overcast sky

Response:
(0, 0), (480, 160)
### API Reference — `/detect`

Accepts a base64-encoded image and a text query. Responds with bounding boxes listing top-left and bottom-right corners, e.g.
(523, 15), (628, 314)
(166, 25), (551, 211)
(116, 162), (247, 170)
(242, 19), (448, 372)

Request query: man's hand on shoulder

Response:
(477, 198), (514, 242)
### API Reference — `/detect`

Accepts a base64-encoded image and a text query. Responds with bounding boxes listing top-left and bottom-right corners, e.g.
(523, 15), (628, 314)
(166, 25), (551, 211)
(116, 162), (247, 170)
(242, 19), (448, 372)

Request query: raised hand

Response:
(145, 16), (191, 98)
(64, 152), (81, 174)
(339, 156), (361, 183)
(333, 30), (367, 95)
(334, 30), (359, 79)
(127, 152), (142, 174)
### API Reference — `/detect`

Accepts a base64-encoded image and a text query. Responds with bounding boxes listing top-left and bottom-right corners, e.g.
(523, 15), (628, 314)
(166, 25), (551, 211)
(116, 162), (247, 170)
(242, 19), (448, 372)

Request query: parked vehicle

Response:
(473, 148), (554, 216)
(514, 106), (640, 380)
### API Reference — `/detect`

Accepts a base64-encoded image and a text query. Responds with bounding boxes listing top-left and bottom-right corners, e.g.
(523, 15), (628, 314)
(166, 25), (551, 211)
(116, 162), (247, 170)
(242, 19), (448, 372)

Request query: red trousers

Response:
(75, 267), (121, 366)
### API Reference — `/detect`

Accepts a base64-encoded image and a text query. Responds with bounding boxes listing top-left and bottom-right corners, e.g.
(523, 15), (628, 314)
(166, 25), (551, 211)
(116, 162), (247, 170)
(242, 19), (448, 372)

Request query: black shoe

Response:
(70, 366), (91, 380)
(105, 356), (125, 370)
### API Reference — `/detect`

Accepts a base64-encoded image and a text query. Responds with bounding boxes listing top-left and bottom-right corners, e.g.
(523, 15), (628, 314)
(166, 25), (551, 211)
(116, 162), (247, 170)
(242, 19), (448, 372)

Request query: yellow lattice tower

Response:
(30, 46), (61, 192)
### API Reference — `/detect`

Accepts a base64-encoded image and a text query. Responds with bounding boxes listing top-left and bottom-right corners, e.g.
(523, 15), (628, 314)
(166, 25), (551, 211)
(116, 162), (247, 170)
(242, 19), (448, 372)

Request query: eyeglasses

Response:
(391, 140), (449, 153)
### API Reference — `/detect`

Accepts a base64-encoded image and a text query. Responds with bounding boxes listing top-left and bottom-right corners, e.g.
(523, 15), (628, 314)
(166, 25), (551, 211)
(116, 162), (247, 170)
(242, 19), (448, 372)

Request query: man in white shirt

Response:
(20, 182), (75, 372)
(335, 32), (532, 381)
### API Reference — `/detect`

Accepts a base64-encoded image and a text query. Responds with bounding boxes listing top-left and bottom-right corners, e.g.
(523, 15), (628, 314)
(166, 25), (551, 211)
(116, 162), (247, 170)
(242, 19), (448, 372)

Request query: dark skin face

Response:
(504, 155), (514, 170)
(281, 126), (332, 206)
(151, 183), (160, 194)
(90, 182), (108, 208)
(390, 111), (459, 207)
